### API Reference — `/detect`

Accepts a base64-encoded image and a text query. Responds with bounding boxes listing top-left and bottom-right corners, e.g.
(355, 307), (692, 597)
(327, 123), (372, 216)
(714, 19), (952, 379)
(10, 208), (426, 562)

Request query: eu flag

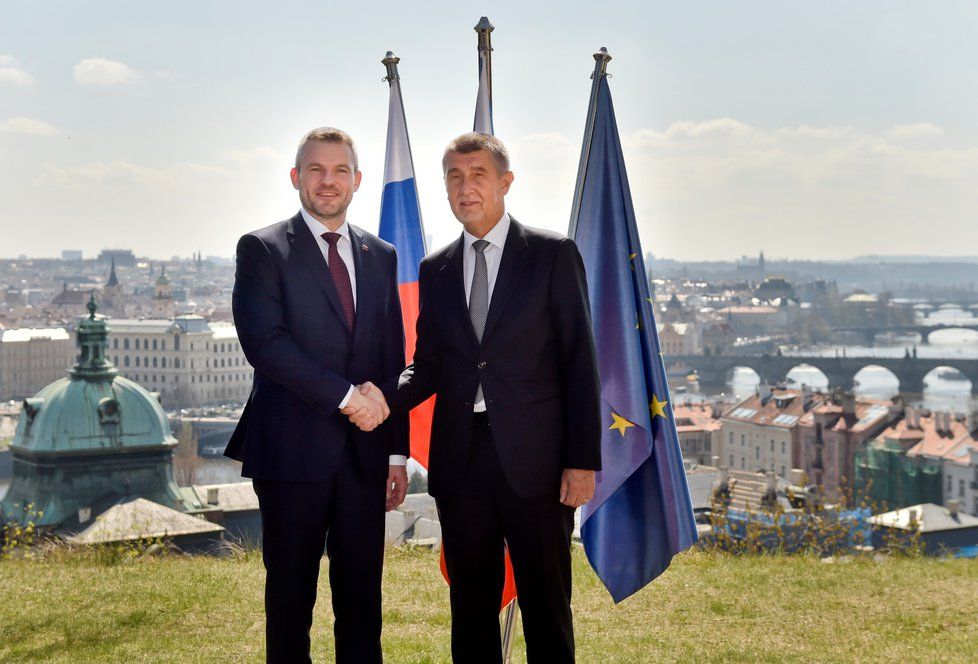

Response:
(574, 73), (698, 602)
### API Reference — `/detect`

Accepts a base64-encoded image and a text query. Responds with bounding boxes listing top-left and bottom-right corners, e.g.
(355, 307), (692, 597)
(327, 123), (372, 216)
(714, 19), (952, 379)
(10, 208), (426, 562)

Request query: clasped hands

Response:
(340, 381), (389, 431)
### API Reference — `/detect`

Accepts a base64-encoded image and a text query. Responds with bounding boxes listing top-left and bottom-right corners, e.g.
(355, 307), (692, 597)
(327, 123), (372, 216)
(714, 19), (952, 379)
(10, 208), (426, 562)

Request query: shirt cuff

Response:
(388, 455), (408, 466)
(338, 384), (355, 410)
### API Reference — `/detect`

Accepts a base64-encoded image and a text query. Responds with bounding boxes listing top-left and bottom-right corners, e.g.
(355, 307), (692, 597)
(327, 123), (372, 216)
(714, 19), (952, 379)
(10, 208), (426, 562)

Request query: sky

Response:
(1, 1), (976, 261)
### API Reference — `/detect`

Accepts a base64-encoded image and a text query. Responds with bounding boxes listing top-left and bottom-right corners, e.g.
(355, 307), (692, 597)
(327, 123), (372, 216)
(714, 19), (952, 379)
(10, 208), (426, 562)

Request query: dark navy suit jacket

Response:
(385, 218), (602, 499)
(225, 212), (408, 483)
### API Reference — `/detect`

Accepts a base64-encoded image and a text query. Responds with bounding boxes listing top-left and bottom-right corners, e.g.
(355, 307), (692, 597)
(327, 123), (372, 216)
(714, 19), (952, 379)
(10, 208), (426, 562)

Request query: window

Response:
(740, 457), (745, 469)
(780, 466), (785, 477)
(124, 338), (130, 350)
(781, 441), (786, 455)
(113, 338), (118, 349)
(152, 339), (158, 350)
(162, 340), (166, 351)
(770, 440), (774, 452)
(948, 476), (953, 492)
(960, 480), (966, 498)
(741, 434), (745, 447)
(135, 357), (140, 367)
(728, 432), (733, 446)
(755, 447), (760, 460)
(174, 335), (180, 351)
(728, 455), (734, 466)
(124, 356), (129, 367)
(174, 358), (180, 369)
(152, 357), (158, 368)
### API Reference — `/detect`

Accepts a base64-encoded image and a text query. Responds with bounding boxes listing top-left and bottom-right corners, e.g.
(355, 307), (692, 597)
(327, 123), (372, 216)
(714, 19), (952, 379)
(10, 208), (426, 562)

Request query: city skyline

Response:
(2, 2), (977, 260)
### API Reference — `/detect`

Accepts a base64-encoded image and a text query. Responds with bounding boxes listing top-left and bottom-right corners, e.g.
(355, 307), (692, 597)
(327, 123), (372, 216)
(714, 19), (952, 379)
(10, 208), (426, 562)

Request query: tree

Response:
(407, 470), (428, 495)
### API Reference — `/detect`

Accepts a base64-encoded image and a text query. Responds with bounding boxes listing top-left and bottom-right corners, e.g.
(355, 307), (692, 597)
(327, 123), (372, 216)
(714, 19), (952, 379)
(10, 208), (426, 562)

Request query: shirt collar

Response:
(301, 208), (349, 242)
(463, 211), (510, 253)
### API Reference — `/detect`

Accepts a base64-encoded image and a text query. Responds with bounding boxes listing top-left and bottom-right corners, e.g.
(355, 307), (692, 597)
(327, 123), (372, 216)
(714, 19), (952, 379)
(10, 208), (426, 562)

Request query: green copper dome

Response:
(1, 295), (184, 528)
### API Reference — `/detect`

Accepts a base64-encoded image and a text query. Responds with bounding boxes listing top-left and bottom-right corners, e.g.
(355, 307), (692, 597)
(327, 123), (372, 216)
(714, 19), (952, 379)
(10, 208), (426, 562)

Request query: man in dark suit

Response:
(226, 127), (408, 663)
(356, 132), (602, 663)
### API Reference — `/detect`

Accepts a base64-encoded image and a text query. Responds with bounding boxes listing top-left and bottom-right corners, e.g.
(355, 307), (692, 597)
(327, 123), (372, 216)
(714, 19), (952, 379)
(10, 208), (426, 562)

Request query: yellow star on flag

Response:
(609, 411), (637, 437)
(649, 394), (669, 419)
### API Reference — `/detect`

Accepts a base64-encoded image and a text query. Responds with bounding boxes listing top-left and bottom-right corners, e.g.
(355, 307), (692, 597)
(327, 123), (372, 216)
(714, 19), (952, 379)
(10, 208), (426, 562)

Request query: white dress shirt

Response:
(462, 211), (511, 412)
(301, 208), (406, 467)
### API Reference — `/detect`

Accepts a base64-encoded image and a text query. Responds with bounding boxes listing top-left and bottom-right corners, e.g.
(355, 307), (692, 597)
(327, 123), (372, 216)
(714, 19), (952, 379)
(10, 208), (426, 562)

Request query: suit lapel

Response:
(287, 213), (351, 334)
(481, 218), (529, 343)
(439, 236), (479, 347)
(349, 224), (370, 344)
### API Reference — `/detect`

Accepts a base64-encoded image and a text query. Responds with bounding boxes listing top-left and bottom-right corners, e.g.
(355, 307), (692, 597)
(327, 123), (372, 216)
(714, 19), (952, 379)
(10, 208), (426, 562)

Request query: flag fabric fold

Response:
(473, 48), (493, 135)
(574, 75), (698, 603)
(377, 74), (433, 467)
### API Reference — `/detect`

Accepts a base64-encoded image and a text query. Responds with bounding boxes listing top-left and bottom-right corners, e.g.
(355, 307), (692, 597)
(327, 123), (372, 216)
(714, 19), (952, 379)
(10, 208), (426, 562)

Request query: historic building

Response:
(100, 258), (125, 317)
(720, 385), (828, 479)
(104, 315), (251, 408)
(0, 297), (187, 529)
(152, 265), (175, 319)
(796, 391), (900, 498)
(0, 327), (75, 401)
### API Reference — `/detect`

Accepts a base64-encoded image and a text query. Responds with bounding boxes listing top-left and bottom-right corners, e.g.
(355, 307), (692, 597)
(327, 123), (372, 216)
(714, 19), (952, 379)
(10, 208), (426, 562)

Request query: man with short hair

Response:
(226, 127), (408, 663)
(357, 132), (602, 663)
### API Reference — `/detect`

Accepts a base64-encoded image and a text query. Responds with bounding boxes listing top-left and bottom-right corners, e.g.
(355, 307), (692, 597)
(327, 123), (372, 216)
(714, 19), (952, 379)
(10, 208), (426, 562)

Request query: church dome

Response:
(14, 374), (175, 455)
(1, 296), (183, 528)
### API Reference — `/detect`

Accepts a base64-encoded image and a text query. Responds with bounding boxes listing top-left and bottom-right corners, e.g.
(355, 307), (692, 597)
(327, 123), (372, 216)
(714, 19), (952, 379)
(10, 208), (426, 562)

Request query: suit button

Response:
(477, 361), (487, 369)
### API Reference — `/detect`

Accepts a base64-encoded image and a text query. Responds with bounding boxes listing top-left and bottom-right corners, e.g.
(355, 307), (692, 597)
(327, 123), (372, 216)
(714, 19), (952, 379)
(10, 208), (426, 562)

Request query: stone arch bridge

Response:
(667, 355), (978, 395)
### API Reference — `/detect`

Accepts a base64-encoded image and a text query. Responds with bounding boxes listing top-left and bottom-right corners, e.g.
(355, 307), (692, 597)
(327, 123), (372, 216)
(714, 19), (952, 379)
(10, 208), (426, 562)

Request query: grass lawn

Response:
(0, 546), (975, 663)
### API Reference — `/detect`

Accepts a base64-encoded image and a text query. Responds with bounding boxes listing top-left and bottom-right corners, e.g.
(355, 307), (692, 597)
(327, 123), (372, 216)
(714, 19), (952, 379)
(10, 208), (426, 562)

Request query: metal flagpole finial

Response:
(475, 16), (494, 51)
(591, 47), (612, 79)
(382, 51), (401, 83)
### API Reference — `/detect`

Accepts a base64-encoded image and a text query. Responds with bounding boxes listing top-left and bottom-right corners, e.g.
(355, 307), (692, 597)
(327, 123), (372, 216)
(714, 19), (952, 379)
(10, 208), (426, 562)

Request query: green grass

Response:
(0, 547), (975, 663)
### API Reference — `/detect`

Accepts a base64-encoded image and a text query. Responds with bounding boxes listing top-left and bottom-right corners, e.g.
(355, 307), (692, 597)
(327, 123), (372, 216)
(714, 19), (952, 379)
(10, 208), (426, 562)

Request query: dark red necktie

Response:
(322, 232), (355, 330)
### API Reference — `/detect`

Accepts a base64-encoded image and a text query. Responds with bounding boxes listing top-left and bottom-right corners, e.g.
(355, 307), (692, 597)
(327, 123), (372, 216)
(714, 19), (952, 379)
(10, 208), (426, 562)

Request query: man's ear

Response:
(290, 167), (300, 190)
(500, 170), (514, 195)
(353, 169), (362, 192)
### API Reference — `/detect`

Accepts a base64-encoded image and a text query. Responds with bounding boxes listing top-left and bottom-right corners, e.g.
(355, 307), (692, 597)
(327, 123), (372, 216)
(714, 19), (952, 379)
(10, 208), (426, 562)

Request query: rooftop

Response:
(1, 327), (71, 343)
(870, 503), (978, 533)
(722, 387), (826, 429)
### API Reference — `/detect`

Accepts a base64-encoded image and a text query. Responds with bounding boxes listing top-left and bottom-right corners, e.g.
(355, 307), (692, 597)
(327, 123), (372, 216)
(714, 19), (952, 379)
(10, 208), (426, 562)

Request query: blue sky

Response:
(1, 1), (976, 260)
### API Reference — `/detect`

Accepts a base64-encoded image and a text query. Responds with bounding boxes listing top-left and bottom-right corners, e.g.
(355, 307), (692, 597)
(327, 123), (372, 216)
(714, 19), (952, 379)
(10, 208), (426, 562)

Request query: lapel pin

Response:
(362, 243), (369, 252)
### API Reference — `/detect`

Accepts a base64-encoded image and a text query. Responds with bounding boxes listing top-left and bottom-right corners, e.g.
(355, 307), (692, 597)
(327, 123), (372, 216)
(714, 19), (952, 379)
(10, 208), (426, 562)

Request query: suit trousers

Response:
(436, 414), (576, 664)
(253, 441), (386, 664)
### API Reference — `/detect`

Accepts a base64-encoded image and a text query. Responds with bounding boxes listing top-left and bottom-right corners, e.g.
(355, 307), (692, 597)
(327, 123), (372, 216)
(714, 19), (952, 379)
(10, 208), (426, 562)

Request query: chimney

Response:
(758, 382), (773, 403)
(947, 499), (960, 517)
(710, 455), (720, 467)
(841, 391), (856, 416)
(206, 487), (220, 505)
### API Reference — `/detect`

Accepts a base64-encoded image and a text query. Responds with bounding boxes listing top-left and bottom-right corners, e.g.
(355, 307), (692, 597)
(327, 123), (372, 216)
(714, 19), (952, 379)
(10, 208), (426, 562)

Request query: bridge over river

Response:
(666, 354), (978, 395)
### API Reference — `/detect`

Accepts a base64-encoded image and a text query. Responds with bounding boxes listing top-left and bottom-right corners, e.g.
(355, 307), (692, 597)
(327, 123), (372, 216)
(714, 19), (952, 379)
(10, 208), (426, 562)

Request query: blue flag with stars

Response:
(574, 75), (697, 603)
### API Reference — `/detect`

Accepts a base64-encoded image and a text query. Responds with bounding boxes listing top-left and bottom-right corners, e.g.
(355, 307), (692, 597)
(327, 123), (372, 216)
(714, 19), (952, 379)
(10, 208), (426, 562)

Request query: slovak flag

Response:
(377, 64), (434, 468)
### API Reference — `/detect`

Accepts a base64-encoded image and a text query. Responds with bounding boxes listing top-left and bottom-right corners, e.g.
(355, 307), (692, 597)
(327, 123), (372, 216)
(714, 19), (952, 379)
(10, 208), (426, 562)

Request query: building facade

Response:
(0, 327), (75, 401)
(719, 385), (827, 479)
(104, 315), (252, 409)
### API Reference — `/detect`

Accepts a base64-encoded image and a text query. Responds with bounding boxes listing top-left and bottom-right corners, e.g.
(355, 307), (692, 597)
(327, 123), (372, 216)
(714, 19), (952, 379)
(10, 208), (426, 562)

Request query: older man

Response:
(357, 132), (602, 662)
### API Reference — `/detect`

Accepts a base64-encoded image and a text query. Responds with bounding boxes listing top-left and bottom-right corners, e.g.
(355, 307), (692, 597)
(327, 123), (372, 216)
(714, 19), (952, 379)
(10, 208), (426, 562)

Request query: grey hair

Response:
(442, 132), (510, 174)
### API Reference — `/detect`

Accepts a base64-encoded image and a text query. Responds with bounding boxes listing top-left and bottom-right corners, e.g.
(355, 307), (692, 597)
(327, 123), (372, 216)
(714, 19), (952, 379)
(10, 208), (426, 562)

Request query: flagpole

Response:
(381, 50), (428, 253)
(567, 47), (613, 238)
(475, 16), (494, 111)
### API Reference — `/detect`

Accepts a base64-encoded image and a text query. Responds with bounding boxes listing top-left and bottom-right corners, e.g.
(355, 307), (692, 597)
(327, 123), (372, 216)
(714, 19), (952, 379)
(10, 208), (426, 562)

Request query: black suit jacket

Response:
(225, 212), (408, 483)
(385, 218), (601, 499)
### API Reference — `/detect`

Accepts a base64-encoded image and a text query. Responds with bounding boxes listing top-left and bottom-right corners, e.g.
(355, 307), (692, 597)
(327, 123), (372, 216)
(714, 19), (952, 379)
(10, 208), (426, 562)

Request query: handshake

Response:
(340, 381), (389, 432)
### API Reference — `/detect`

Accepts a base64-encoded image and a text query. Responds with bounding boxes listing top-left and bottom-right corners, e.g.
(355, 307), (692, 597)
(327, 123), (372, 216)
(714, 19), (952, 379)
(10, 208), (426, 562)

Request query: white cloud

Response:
(73, 58), (139, 86)
(0, 54), (35, 86)
(887, 123), (945, 140)
(37, 160), (230, 189)
(0, 116), (58, 136)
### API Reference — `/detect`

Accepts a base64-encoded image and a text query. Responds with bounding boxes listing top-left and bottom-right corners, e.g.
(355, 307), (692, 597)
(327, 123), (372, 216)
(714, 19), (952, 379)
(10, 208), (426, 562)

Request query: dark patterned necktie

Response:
(322, 232), (355, 330)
